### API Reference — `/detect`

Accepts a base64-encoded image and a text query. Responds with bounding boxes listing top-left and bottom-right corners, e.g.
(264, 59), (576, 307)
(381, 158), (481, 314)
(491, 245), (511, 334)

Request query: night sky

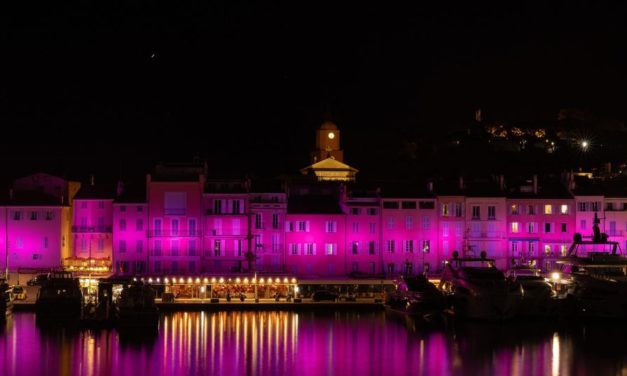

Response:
(1, 1), (626, 182)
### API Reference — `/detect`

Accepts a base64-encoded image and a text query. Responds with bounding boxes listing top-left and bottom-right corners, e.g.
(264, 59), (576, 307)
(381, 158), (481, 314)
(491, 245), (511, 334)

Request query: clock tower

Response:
(312, 121), (344, 163)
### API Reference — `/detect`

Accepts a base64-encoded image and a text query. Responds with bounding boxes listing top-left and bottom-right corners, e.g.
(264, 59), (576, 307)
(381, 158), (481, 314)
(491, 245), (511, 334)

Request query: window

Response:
(171, 219), (179, 236)
(580, 220), (587, 230)
(154, 240), (162, 256)
(578, 202), (586, 212)
(560, 205), (569, 215)
(255, 214), (263, 229)
(369, 223), (376, 234)
(419, 201), (435, 209)
(442, 222), (449, 237)
(32, 254), (42, 260)
(189, 240), (197, 256)
(297, 221), (309, 232)
(545, 223), (553, 233)
(442, 204), (449, 217)
(422, 240), (430, 253)
(455, 223), (463, 237)
(369, 241), (376, 255)
(214, 240), (221, 256)
(232, 218), (241, 236)
(232, 200), (241, 214)
(290, 244), (299, 255)
(454, 204), (463, 217)
(136, 219), (143, 231)
(119, 219), (126, 231)
(367, 208), (378, 215)
(383, 201), (399, 209)
(164, 193), (186, 215)
(488, 206), (496, 220)
(405, 240), (414, 253)
(352, 241), (359, 255)
(352, 222), (359, 233)
(136, 240), (143, 253)
(511, 222), (520, 233)
(405, 216), (413, 230)
(272, 233), (280, 252)
(350, 208), (361, 215)
(12, 211), (21, 220)
(272, 214), (279, 229)
(527, 222), (537, 233)
(213, 199), (222, 214)
(561, 223), (567, 233)
(386, 240), (395, 253)
(591, 202), (599, 212)
(285, 221), (294, 232)
(422, 216), (430, 230)
(386, 217), (395, 230)
(171, 240), (179, 256)
(45, 211), (54, 220)
(154, 219), (162, 236)
(184, 218), (194, 236)
(325, 221), (337, 233)
(471, 206), (480, 220)
(120, 205), (126, 212)
(119, 240), (127, 253)
(325, 243), (336, 255)
(30, 211), (38, 220)
(544, 205), (552, 215)
(402, 201), (417, 209)
(560, 244), (567, 257)
(43, 237), (48, 249)
(305, 243), (315, 256)
(510, 205), (519, 215)
(544, 245), (552, 256)
(235, 240), (242, 256)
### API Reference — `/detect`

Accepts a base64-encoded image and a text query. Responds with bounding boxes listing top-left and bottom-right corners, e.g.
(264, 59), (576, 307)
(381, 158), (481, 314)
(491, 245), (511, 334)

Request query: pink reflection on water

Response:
(2, 313), (622, 376)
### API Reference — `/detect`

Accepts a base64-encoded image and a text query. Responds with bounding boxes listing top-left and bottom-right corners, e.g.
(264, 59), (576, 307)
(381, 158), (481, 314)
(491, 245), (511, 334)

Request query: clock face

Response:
(328, 132), (335, 139)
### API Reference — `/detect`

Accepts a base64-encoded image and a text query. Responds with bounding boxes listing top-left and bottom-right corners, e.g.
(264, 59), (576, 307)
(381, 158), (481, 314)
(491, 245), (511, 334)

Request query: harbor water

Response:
(1, 311), (626, 376)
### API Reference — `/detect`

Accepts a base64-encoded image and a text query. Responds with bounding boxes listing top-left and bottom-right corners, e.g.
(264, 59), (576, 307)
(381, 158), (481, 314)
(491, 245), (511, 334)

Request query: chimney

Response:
(61, 194), (64, 205)
(9, 188), (13, 201)
(458, 176), (464, 190)
(427, 181), (434, 193)
(116, 180), (124, 197)
(498, 175), (505, 191)
(532, 175), (538, 194)
(90, 174), (95, 186)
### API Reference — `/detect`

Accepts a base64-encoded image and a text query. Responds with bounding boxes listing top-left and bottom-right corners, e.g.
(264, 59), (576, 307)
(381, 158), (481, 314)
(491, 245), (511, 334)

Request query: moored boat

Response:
(35, 271), (82, 321)
(385, 274), (445, 321)
(115, 281), (159, 330)
(0, 279), (13, 317)
(439, 252), (523, 320)
(505, 265), (556, 317)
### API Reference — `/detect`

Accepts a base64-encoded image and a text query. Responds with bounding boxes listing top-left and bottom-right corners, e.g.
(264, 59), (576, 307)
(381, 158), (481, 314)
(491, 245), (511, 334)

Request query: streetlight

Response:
(580, 140), (589, 151)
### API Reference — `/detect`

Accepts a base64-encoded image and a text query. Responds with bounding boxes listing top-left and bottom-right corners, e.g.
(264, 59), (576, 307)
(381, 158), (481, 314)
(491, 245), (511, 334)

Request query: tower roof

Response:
(319, 121), (338, 131)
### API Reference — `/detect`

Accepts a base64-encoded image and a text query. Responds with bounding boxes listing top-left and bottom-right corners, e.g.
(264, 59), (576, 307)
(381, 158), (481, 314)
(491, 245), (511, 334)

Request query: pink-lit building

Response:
(113, 199), (148, 276)
(70, 183), (115, 273)
(344, 196), (381, 276)
(284, 195), (347, 277)
(0, 191), (70, 271)
(146, 165), (205, 275)
(249, 189), (287, 273)
(203, 180), (250, 273)
(506, 177), (575, 271)
(380, 189), (438, 276)
(436, 193), (466, 265)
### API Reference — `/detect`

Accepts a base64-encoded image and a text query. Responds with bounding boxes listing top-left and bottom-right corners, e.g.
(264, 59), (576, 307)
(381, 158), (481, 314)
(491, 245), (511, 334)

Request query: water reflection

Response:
(0, 312), (627, 375)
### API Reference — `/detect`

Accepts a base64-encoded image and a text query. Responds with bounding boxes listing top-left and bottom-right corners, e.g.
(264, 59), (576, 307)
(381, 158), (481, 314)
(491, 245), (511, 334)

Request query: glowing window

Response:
(544, 205), (552, 215)
(328, 132), (335, 139)
(511, 222), (520, 233)
(560, 205), (568, 214)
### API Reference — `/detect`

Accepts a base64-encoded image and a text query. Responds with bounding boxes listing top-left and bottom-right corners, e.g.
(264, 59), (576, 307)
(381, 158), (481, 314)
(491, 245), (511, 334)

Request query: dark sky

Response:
(1, 1), (626, 181)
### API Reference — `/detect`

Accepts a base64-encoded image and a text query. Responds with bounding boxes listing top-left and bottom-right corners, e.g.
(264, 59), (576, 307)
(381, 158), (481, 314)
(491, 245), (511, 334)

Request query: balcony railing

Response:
(72, 226), (112, 233)
(205, 209), (247, 215)
(147, 229), (199, 237)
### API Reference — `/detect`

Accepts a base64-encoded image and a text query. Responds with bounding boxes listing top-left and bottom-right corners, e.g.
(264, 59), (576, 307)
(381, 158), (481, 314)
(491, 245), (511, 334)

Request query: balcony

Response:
(205, 209), (247, 215)
(147, 229), (200, 237)
(72, 226), (112, 233)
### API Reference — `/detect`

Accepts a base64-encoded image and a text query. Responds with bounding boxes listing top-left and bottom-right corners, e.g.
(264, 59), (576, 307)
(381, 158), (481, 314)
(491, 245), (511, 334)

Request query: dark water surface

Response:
(1, 311), (626, 376)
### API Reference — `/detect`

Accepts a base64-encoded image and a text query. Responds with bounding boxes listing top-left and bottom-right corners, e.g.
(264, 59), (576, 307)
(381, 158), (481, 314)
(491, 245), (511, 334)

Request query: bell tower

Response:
(312, 121), (344, 163)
